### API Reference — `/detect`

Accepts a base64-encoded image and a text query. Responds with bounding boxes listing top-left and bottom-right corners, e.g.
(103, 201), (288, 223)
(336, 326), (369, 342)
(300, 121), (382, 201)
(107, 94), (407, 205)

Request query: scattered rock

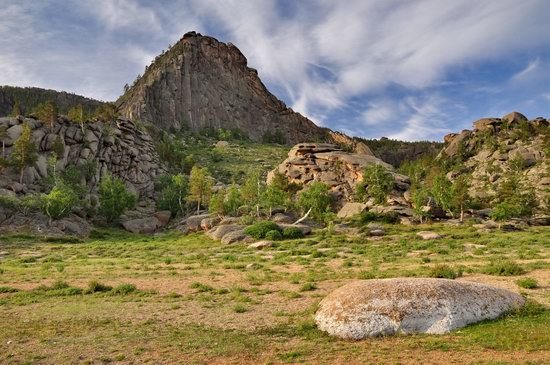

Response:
(215, 140), (229, 148)
(221, 229), (248, 244)
(201, 217), (221, 231)
(278, 223), (312, 235)
(248, 241), (273, 250)
(207, 224), (244, 240)
(123, 217), (162, 234)
(271, 213), (294, 224)
(369, 229), (385, 236)
(153, 211), (171, 226)
(315, 278), (525, 339)
(337, 202), (368, 219)
(185, 213), (211, 232)
(416, 231), (442, 240)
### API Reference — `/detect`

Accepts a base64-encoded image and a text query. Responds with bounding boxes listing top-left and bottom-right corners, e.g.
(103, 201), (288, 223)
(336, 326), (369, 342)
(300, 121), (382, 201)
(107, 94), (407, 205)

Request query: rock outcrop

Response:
(268, 143), (411, 209)
(117, 31), (329, 145)
(0, 116), (164, 202)
(315, 278), (525, 339)
(440, 112), (549, 211)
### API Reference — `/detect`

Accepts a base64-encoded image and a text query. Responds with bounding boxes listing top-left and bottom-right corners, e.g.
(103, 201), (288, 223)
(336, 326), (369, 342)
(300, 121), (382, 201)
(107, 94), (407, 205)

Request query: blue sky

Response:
(1, 0), (549, 141)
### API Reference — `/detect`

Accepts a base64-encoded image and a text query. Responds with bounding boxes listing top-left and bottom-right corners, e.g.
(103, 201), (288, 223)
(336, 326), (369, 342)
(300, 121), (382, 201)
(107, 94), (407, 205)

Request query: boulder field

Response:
(315, 278), (525, 339)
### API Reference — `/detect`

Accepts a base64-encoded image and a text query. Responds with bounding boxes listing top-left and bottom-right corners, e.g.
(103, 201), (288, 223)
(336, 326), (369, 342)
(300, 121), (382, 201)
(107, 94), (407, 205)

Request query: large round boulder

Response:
(315, 278), (524, 339)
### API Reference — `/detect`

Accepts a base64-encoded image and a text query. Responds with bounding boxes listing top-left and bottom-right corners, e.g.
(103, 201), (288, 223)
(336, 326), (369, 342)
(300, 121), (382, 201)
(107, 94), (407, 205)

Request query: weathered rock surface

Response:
(0, 116), (164, 202)
(416, 231), (442, 240)
(439, 112), (549, 212)
(248, 241), (273, 249)
(117, 32), (329, 145)
(207, 224), (245, 240)
(315, 278), (525, 339)
(185, 214), (211, 232)
(337, 202), (368, 218)
(268, 143), (411, 208)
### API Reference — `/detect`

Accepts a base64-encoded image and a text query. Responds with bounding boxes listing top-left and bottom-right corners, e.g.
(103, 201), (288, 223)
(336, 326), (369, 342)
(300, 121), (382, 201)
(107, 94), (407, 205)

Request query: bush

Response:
(112, 283), (137, 295)
(0, 195), (20, 211)
(515, 277), (538, 289)
(299, 282), (317, 292)
(297, 182), (332, 224)
(429, 264), (462, 279)
(156, 174), (188, 217)
(265, 230), (283, 241)
(0, 286), (20, 293)
(282, 227), (305, 239)
(244, 221), (281, 240)
(85, 280), (113, 293)
(98, 174), (136, 222)
(357, 163), (394, 205)
(40, 180), (78, 222)
(483, 260), (525, 276)
(355, 211), (399, 225)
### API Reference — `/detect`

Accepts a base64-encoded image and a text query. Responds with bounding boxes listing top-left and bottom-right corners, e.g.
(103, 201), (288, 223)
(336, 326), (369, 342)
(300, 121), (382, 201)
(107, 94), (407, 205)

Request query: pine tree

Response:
(45, 101), (58, 128)
(11, 100), (21, 117)
(10, 122), (38, 184)
(52, 135), (65, 158)
(187, 166), (213, 213)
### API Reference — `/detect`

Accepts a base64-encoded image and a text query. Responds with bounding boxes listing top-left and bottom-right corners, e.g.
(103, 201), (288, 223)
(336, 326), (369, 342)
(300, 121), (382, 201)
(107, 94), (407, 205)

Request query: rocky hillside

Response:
(441, 112), (549, 211)
(0, 86), (105, 117)
(116, 31), (329, 144)
(269, 143), (411, 213)
(0, 116), (163, 203)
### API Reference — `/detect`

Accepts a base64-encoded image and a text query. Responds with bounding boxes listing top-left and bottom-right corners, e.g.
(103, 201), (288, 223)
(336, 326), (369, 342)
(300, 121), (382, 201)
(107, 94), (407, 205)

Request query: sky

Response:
(1, 0), (549, 141)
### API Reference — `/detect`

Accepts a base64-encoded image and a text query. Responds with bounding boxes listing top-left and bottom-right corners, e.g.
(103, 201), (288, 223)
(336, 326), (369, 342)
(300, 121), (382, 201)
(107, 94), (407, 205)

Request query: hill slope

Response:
(0, 86), (105, 117)
(116, 31), (329, 144)
(440, 112), (549, 212)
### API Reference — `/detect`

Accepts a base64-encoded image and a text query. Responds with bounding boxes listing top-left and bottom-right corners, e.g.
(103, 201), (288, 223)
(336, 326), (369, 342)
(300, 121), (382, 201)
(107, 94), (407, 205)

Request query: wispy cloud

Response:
(0, 0), (549, 140)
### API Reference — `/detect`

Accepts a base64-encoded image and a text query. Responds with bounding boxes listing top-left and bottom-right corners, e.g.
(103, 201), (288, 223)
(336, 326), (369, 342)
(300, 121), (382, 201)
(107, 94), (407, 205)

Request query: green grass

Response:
(516, 277), (539, 289)
(0, 224), (548, 364)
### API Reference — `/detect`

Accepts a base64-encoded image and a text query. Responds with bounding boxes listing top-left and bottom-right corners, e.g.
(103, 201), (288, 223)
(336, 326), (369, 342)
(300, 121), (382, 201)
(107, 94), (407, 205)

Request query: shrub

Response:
(40, 180), (78, 223)
(156, 174), (188, 217)
(282, 227), (305, 239)
(357, 163), (394, 205)
(297, 182), (332, 224)
(265, 230), (283, 241)
(244, 221), (281, 240)
(429, 264), (462, 279)
(0, 195), (20, 211)
(515, 277), (538, 289)
(233, 304), (247, 313)
(98, 174), (136, 222)
(299, 283), (317, 292)
(0, 286), (20, 293)
(86, 280), (113, 293)
(112, 283), (137, 295)
(483, 260), (525, 276)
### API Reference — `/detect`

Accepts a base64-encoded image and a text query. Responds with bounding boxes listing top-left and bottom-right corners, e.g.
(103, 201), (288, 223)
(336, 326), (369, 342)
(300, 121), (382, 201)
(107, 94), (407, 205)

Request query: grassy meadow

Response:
(0, 224), (549, 364)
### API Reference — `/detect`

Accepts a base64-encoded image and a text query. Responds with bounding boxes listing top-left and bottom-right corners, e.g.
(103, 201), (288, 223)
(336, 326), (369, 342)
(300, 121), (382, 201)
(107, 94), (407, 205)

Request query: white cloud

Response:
(0, 0), (549, 139)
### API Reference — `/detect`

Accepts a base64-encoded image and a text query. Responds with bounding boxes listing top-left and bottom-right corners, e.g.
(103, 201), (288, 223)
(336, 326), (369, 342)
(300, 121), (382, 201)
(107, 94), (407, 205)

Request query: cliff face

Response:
(0, 116), (164, 202)
(116, 32), (329, 144)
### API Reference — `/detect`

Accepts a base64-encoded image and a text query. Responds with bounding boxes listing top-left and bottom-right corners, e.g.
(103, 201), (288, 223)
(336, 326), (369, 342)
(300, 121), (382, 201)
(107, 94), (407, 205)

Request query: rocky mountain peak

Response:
(116, 31), (329, 144)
